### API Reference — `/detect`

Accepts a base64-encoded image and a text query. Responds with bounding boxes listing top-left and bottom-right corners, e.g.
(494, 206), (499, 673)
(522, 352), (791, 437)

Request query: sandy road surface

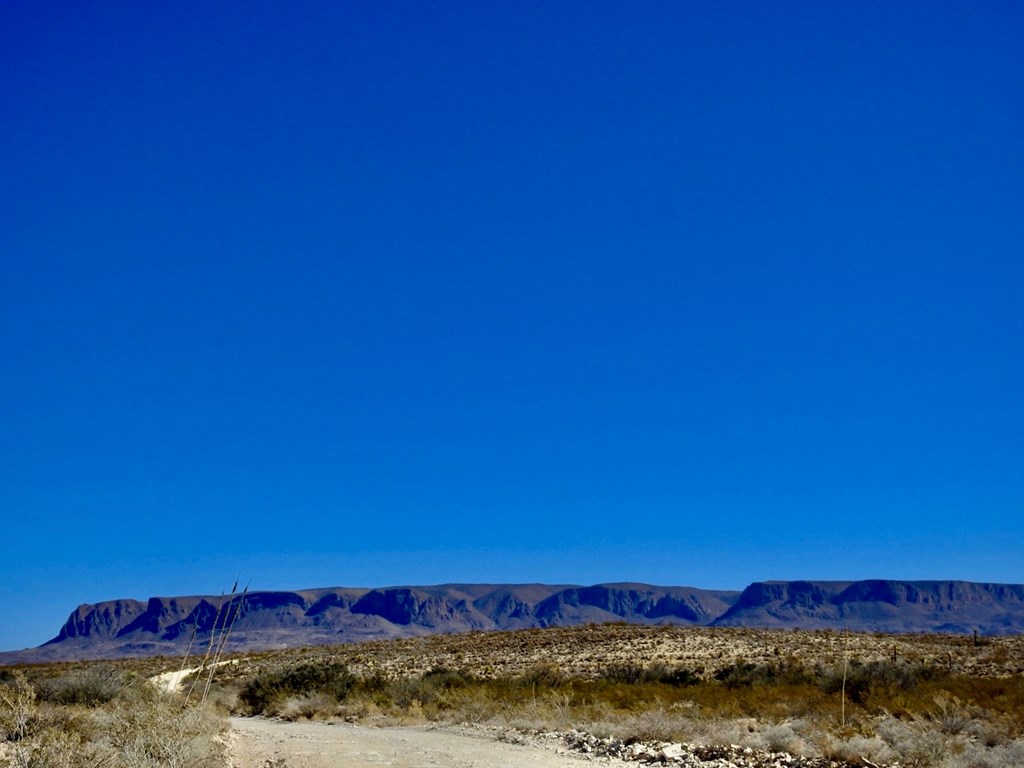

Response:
(227, 717), (593, 768)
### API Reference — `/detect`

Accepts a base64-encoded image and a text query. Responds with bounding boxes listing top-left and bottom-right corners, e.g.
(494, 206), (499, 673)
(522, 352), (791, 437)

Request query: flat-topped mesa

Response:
(834, 580), (1024, 608)
(48, 599), (149, 642)
(12, 579), (1023, 663)
(714, 580), (1024, 633)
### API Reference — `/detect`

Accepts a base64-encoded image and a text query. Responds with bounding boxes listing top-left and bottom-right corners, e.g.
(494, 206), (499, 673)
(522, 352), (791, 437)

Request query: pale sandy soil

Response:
(150, 659), (240, 693)
(226, 716), (592, 768)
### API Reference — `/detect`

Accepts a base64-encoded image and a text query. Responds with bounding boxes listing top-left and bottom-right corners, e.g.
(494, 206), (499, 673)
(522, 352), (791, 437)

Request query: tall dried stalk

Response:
(185, 585), (233, 705)
(175, 620), (199, 690)
(841, 628), (849, 728)
(200, 582), (249, 706)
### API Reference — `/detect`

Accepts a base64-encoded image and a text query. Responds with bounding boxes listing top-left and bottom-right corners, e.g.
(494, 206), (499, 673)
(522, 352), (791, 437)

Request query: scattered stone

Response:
(537, 727), (895, 768)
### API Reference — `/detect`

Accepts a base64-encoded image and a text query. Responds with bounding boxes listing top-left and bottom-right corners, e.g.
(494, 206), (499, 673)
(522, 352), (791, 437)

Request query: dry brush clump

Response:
(0, 666), (225, 768)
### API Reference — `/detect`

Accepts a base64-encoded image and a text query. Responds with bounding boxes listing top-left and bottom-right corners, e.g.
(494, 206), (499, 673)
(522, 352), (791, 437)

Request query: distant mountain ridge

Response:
(716, 580), (1024, 634)
(3, 579), (1023, 663)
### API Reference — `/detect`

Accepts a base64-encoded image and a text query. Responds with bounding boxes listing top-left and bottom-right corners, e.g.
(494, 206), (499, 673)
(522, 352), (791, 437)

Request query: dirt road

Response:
(227, 717), (592, 768)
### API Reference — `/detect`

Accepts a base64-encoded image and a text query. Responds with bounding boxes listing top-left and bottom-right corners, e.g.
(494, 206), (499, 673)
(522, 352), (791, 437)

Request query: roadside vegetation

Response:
(0, 665), (225, 768)
(4, 624), (1024, 767)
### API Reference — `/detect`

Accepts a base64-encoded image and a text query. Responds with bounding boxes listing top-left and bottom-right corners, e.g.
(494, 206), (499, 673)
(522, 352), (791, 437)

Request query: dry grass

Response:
(0, 667), (225, 768)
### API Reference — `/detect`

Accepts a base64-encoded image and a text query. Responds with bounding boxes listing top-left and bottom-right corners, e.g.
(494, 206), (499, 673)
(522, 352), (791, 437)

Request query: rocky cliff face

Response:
(7, 579), (1023, 663)
(533, 584), (734, 626)
(350, 588), (492, 629)
(52, 599), (149, 641)
(713, 580), (1024, 633)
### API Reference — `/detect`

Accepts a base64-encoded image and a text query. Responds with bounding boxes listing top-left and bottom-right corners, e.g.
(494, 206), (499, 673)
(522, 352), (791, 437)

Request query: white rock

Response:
(660, 743), (685, 759)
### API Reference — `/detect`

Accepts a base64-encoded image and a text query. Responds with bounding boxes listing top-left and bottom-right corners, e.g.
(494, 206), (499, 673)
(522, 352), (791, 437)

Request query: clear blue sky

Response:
(2, 2), (1021, 652)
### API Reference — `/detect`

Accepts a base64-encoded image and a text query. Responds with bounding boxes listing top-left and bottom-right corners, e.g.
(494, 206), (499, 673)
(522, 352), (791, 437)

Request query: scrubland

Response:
(3, 624), (1024, 767)
(0, 665), (224, 768)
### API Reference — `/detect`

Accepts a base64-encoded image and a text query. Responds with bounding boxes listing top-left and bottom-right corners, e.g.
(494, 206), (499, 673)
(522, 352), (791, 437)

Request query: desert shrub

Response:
(874, 716), (961, 767)
(275, 691), (339, 721)
(420, 667), (473, 691)
(618, 708), (683, 742)
(1, 671), (224, 768)
(34, 668), (129, 707)
(364, 667), (475, 712)
(240, 662), (355, 713)
(516, 662), (565, 689)
(381, 677), (432, 710)
(106, 685), (225, 768)
(600, 663), (699, 687)
(357, 671), (390, 695)
(943, 740), (1024, 768)
(822, 733), (899, 767)
(601, 663), (653, 684)
(762, 722), (809, 756)
(658, 667), (701, 687)
(819, 660), (928, 706)
(713, 662), (779, 689)
(14, 727), (83, 768)
(0, 672), (35, 741)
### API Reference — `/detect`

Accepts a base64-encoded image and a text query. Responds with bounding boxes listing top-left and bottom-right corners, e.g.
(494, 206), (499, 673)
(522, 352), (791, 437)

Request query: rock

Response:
(660, 743), (685, 760)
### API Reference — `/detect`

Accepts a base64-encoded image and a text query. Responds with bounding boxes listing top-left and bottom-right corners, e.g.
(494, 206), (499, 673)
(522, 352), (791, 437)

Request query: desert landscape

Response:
(4, 622), (1024, 768)
(5, 3), (1020, 768)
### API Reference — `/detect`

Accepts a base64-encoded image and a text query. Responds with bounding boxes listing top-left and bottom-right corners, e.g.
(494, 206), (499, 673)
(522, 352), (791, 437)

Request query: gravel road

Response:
(227, 717), (592, 768)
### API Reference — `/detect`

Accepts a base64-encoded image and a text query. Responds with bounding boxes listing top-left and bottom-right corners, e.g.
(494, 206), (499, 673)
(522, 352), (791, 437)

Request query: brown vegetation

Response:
(0, 667), (224, 768)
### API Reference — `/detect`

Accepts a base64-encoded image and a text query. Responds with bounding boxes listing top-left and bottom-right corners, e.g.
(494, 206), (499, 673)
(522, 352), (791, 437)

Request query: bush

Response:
(819, 660), (926, 706)
(1, 671), (224, 768)
(713, 663), (779, 689)
(34, 668), (129, 707)
(420, 667), (473, 691)
(240, 662), (355, 713)
(517, 662), (565, 689)
(0, 671), (35, 741)
(600, 663), (699, 687)
(360, 667), (475, 712)
(107, 685), (225, 768)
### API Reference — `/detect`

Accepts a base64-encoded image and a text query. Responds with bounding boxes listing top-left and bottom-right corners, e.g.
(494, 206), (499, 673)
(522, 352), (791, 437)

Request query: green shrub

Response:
(713, 662), (779, 689)
(517, 662), (566, 689)
(819, 660), (927, 706)
(420, 667), (473, 690)
(600, 663), (699, 687)
(240, 662), (355, 713)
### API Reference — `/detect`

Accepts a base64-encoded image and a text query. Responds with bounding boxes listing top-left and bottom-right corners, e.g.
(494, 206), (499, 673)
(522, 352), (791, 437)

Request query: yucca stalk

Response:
(175, 617), (200, 691)
(185, 583), (235, 705)
(200, 582), (249, 706)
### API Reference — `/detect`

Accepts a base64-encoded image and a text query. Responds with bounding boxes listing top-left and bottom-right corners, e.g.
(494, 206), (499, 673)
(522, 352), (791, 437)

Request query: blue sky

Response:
(2, 2), (1022, 652)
